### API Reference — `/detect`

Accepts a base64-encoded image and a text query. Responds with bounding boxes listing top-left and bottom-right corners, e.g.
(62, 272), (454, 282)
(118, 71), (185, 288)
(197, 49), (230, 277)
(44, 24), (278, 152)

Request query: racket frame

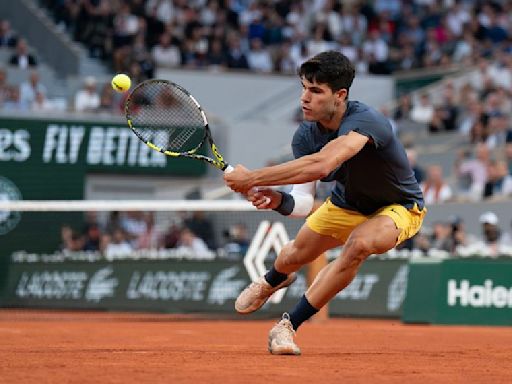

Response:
(125, 79), (230, 171)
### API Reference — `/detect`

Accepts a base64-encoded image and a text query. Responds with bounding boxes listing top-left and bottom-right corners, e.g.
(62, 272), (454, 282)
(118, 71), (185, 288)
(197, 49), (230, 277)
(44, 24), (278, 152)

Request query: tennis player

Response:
(224, 51), (426, 355)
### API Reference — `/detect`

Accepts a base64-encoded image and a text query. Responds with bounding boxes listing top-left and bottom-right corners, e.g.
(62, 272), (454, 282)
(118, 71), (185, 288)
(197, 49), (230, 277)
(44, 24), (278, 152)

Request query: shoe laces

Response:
(274, 313), (295, 343)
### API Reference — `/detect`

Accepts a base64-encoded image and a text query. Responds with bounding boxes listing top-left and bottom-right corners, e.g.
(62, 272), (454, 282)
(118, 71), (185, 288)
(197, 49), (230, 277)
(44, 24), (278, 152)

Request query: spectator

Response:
(0, 67), (13, 107)
(2, 87), (25, 111)
(152, 32), (181, 68)
(0, 20), (17, 48)
(246, 37), (272, 73)
(478, 211), (502, 256)
(184, 211), (216, 249)
(483, 159), (512, 200)
(449, 216), (478, 252)
(274, 40), (296, 74)
(136, 213), (159, 250)
(9, 38), (37, 69)
(19, 71), (46, 108)
(429, 221), (454, 252)
(454, 144), (489, 202)
(97, 83), (117, 114)
(102, 228), (133, 258)
(206, 38), (227, 71)
(74, 76), (100, 112)
(437, 81), (459, 131)
(83, 223), (102, 251)
(405, 146), (425, 184)
(410, 93), (434, 125)
(31, 91), (57, 112)
(428, 106), (447, 133)
(160, 220), (182, 249)
(131, 33), (155, 79)
(499, 219), (512, 248)
(362, 29), (389, 74)
(177, 227), (210, 254)
(394, 94), (413, 122)
(223, 223), (250, 259)
(421, 164), (453, 205)
(120, 211), (147, 246)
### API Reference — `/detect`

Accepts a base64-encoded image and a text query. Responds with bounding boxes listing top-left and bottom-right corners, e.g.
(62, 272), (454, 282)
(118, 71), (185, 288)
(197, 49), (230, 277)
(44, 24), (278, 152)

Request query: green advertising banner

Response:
(403, 258), (512, 326)
(0, 116), (206, 180)
(0, 256), (408, 317)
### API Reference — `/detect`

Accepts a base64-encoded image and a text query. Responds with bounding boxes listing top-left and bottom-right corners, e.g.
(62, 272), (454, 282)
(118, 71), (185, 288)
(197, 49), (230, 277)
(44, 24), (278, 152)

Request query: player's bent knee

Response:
(277, 241), (308, 269)
(344, 236), (372, 257)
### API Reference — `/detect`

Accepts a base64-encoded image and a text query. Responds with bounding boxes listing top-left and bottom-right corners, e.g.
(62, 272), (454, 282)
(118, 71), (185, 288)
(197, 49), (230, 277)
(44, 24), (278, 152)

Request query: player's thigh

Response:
(346, 215), (401, 255)
(279, 223), (343, 265)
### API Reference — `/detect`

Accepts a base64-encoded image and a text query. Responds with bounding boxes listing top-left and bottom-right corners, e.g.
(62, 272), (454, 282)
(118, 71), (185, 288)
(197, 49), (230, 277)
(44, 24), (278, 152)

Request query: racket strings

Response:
(127, 82), (206, 152)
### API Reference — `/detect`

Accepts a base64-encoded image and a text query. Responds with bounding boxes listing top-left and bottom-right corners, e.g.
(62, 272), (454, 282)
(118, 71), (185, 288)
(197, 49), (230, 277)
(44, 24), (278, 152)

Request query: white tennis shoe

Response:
(268, 313), (301, 355)
(234, 273), (297, 314)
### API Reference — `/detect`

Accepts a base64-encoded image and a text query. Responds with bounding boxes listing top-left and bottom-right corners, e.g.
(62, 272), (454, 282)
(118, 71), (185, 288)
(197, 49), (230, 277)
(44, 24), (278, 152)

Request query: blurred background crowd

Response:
(2, 0), (512, 257)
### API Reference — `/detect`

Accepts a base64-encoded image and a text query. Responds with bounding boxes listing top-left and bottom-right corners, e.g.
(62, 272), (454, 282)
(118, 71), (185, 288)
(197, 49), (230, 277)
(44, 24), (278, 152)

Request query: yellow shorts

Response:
(306, 199), (427, 245)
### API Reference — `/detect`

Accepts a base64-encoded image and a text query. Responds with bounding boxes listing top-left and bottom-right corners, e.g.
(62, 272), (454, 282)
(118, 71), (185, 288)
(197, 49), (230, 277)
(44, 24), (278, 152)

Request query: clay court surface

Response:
(0, 310), (510, 383)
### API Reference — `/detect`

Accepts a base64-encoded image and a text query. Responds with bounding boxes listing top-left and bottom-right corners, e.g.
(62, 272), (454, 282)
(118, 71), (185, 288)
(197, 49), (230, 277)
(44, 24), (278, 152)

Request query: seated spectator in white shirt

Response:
(102, 229), (133, 259)
(421, 164), (453, 204)
(411, 93), (434, 124)
(176, 227), (211, 257)
(74, 76), (100, 112)
(31, 91), (57, 112)
(19, 71), (46, 108)
(152, 33), (181, 68)
(247, 38), (273, 73)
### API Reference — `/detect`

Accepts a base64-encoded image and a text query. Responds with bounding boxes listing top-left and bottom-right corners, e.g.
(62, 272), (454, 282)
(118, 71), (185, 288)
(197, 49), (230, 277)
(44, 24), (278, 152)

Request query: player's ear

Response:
(335, 88), (347, 103)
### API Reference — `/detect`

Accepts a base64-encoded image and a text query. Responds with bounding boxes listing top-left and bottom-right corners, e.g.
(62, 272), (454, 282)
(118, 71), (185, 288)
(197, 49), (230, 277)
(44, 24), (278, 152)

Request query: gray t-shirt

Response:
(292, 101), (424, 215)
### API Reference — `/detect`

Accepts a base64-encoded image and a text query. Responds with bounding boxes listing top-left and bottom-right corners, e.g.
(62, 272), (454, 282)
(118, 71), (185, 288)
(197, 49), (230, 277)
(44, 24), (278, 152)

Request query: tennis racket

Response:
(125, 79), (233, 173)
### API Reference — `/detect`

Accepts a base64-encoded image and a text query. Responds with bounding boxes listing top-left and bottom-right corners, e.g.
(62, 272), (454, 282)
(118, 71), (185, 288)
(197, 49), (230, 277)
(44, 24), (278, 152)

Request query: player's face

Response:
(300, 78), (345, 125)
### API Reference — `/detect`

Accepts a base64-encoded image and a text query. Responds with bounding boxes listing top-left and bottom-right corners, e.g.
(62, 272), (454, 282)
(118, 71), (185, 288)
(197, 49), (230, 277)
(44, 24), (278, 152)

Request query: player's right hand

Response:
(247, 187), (282, 210)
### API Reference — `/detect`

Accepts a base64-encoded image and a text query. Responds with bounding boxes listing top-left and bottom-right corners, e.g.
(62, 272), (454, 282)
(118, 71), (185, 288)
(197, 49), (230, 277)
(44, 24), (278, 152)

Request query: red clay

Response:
(0, 310), (510, 383)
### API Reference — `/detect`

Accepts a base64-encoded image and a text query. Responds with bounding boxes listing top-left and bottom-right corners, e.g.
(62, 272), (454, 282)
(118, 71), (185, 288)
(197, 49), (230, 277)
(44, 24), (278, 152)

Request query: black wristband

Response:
(273, 191), (295, 216)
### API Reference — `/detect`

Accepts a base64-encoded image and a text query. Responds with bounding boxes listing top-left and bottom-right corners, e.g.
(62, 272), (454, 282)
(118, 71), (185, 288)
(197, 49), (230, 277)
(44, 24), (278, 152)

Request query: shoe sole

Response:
(268, 340), (301, 356)
(269, 347), (301, 356)
(235, 273), (297, 314)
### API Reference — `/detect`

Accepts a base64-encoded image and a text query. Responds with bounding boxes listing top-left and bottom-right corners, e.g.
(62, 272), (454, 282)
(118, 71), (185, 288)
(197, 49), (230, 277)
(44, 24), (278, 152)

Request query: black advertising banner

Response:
(0, 258), (408, 317)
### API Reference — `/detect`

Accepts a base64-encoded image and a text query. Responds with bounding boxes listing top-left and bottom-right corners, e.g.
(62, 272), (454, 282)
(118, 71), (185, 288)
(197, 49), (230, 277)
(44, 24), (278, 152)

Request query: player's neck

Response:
(318, 102), (347, 131)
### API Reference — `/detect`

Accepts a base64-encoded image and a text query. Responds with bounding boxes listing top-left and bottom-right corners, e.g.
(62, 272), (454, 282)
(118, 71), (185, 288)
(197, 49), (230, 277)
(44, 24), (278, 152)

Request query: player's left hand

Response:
(247, 187), (281, 210)
(224, 164), (253, 194)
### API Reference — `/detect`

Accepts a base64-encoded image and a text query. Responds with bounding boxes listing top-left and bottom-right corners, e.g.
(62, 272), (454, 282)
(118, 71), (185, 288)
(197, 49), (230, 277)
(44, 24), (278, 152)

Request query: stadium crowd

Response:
(58, 211), (250, 259)
(39, 0), (512, 77)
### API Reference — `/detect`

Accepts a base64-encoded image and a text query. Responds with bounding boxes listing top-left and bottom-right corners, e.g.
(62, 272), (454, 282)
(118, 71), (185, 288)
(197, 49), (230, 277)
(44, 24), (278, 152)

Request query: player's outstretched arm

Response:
(224, 131), (368, 194)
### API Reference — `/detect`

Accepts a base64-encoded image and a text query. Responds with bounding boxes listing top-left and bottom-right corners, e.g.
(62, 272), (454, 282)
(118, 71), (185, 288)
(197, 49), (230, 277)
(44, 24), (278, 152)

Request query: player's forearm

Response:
(250, 154), (330, 187)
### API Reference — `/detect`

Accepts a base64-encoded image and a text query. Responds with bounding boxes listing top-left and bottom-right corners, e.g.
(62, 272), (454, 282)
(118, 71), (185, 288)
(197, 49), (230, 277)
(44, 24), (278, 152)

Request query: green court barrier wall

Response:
(0, 255), (408, 317)
(403, 258), (512, 326)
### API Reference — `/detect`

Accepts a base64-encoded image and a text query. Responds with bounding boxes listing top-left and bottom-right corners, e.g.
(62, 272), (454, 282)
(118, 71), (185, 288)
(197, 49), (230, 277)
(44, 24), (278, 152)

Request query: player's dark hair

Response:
(298, 51), (355, 94)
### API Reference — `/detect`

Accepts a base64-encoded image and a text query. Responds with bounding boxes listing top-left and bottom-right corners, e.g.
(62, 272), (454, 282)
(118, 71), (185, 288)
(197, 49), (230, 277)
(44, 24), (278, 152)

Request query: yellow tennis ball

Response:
(111, 74), (131, 92)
